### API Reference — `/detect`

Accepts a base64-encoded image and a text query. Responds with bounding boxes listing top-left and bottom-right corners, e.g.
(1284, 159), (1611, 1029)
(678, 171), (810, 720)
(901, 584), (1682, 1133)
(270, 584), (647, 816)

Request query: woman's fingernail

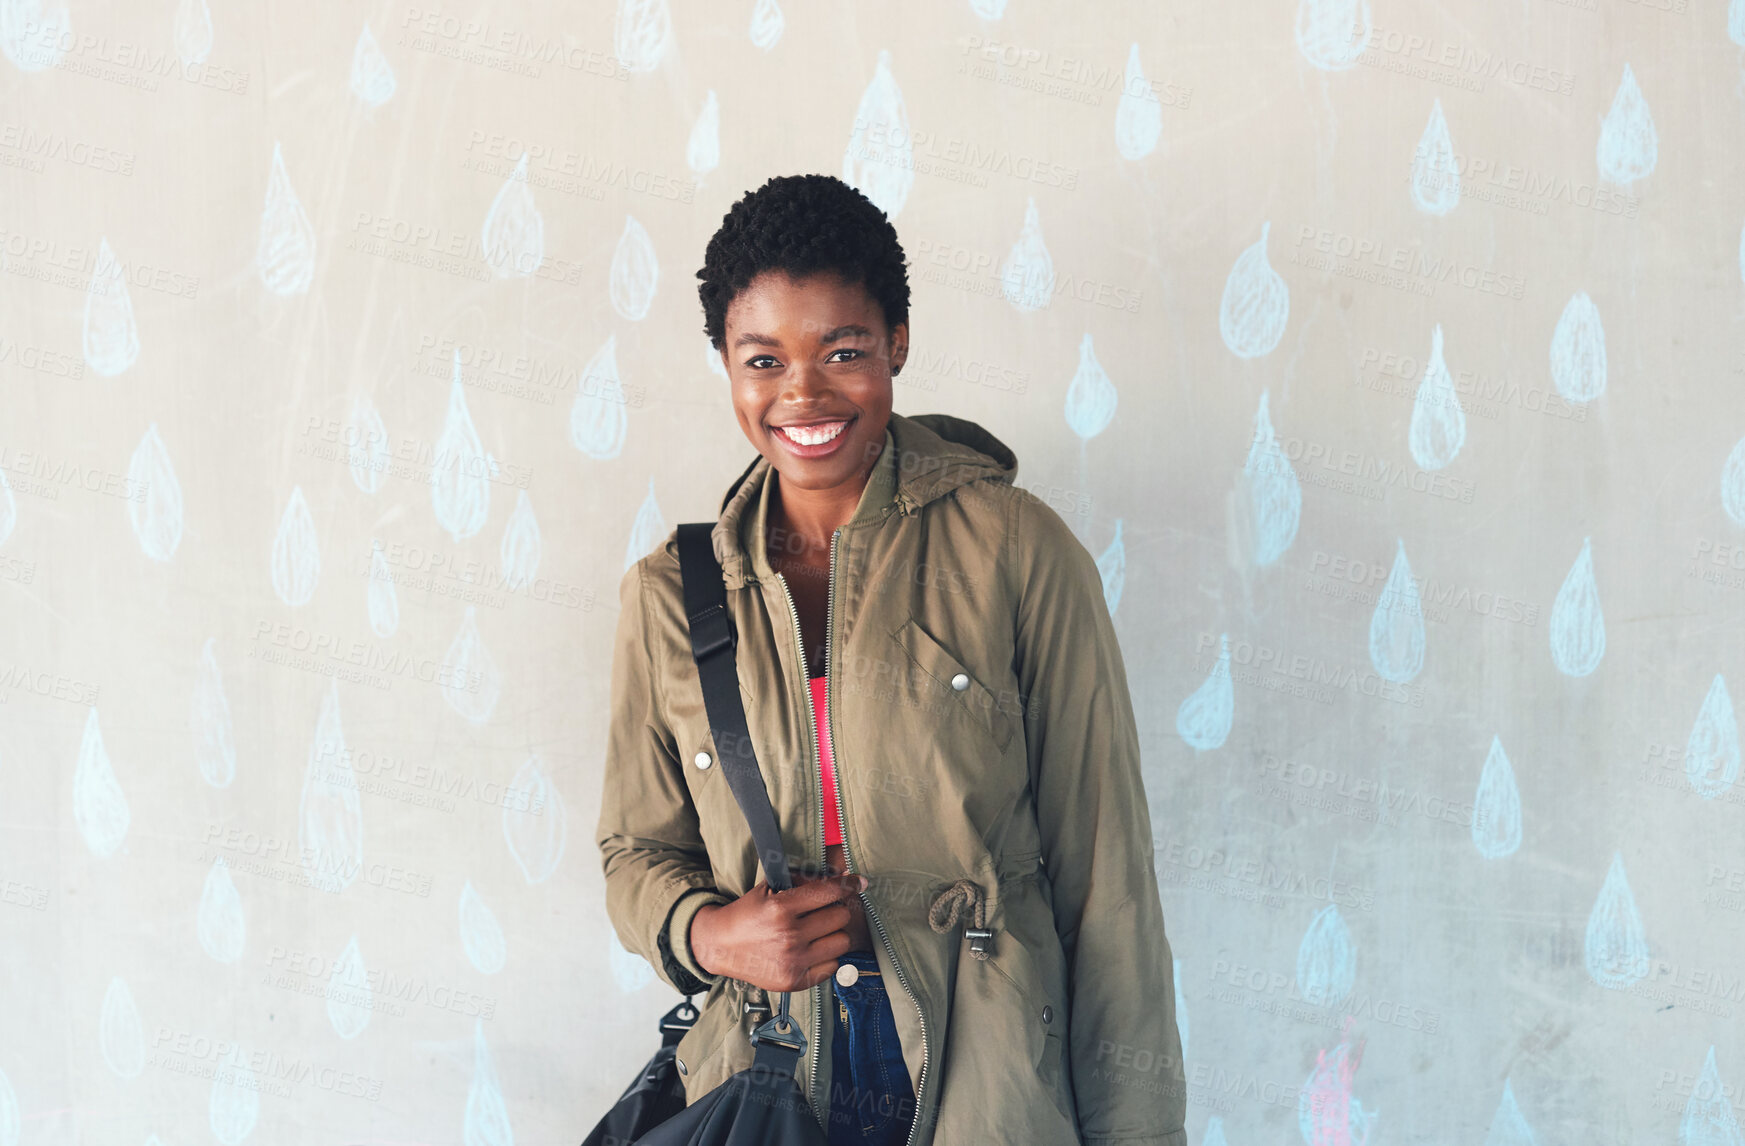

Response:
(855, 875), (869, 891)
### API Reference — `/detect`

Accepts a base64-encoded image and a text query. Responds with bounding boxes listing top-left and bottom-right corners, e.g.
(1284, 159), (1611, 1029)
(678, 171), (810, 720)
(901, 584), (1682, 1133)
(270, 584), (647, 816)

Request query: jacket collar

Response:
(709, 411), (1018, 589)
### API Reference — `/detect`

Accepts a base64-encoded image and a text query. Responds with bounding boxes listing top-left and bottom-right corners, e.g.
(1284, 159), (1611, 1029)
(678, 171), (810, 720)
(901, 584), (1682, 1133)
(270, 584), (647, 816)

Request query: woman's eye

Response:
(746, 355), (780, 369)
(827, 349), (863, 363)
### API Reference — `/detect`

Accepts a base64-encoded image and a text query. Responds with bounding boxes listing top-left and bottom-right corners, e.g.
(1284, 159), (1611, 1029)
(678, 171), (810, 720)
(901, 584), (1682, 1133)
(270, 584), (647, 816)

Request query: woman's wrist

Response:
(688, 902), (726, 977)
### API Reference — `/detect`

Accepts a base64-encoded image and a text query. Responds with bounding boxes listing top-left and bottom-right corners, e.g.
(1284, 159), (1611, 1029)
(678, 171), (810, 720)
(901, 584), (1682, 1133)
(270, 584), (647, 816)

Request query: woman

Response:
(596, 174), (1186, 1146)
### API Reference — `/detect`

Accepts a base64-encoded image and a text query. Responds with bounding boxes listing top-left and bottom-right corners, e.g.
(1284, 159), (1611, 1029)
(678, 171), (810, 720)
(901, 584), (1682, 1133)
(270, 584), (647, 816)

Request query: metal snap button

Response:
(694, 751), (712, 769)
(1041, 1005), (1053, 1024)
(835, 963), (861, 987)
(950, 673), (970, 692)
(676, 1056), (687, 1076)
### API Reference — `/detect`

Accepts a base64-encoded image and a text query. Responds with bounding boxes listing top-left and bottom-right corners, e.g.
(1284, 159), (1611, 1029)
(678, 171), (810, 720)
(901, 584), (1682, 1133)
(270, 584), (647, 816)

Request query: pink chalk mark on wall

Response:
(1298, 1018), (1378, 1146)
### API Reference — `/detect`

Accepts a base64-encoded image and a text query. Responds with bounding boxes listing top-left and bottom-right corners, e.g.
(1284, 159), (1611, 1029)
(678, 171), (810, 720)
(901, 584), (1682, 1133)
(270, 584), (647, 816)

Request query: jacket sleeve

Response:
(1009, 490), (1188, 1146)
(595, 558), (729, 996)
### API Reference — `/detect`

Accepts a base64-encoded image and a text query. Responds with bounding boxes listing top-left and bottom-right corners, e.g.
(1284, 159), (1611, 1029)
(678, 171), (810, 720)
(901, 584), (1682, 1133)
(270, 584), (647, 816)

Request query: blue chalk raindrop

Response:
(1549, 538), (1604, 677)
(1176, 634), (1234, 751)
(1368, 539), (1425, 684)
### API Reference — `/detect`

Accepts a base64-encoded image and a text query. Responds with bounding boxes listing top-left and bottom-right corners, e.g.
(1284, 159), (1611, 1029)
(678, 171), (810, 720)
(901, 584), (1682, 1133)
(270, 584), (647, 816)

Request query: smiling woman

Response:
(595, 174), (1187, 1146)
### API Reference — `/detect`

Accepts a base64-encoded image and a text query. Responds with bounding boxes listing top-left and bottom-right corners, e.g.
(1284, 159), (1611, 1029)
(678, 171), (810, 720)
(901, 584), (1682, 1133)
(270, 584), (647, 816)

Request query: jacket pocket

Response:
(889, 617), (1015, 755)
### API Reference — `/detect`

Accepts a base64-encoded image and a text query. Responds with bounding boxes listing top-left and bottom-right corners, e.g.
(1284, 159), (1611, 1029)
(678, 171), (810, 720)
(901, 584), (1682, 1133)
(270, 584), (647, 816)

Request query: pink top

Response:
(810, 675), (843, 847)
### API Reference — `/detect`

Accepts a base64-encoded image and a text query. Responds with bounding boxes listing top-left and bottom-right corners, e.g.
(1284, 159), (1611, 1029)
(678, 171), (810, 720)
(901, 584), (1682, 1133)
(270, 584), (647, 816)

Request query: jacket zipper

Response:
(774, 528), (931, 1145)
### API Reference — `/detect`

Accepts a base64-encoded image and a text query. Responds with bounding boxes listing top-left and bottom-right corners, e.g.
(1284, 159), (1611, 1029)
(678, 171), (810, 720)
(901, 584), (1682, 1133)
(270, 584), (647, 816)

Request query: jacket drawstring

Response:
(928, 879), (993, 959)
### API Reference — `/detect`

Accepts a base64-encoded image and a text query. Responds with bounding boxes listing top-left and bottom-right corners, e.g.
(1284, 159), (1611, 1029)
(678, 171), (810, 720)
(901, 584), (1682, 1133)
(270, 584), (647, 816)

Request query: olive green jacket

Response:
(596, 412), (1186, 1145)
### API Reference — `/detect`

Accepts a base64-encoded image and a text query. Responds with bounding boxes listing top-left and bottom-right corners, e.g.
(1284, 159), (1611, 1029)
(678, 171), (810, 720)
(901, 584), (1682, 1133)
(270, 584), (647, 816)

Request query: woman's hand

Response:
(689, 873), (870, 992)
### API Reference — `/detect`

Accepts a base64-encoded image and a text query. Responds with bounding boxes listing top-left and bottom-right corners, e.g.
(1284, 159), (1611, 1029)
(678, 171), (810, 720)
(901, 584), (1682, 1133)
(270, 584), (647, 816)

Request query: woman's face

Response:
(723, 270), (906, 496)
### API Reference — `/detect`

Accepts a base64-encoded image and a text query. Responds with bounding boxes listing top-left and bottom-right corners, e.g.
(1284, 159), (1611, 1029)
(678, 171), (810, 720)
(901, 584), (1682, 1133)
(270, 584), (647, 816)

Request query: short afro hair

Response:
(697, 174), (910, 351)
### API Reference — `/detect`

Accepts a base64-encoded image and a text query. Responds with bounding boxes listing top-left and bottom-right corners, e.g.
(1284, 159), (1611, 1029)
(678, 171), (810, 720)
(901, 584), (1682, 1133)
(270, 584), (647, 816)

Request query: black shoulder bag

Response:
(582, 522), (828, 1146)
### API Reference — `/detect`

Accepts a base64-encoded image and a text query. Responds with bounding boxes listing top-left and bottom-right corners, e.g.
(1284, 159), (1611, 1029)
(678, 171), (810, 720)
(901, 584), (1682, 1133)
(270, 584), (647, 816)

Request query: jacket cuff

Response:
(1081, 1132), (1187, 1146)
(661, 886), (733, 993)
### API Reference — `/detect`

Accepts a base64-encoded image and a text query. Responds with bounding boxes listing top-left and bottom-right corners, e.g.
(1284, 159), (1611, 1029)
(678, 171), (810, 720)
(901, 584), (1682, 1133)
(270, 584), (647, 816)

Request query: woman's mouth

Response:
(770, 417), (853, 459)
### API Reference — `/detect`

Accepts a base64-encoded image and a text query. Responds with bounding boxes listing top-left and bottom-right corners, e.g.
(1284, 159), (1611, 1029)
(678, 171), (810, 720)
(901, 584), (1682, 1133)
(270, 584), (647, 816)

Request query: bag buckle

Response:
(686, 602), (734, 661)
(965, 928), (993, 956)
(749, 992), (807, 1055)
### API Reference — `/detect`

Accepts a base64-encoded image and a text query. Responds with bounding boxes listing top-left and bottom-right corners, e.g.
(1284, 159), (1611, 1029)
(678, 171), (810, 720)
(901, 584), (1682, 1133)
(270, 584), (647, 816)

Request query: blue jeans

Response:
(827, 951), (915, 1146)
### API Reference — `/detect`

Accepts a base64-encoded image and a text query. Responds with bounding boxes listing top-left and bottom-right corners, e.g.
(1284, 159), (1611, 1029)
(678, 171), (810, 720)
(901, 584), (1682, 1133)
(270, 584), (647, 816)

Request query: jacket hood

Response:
(709, 411), (1018, 587)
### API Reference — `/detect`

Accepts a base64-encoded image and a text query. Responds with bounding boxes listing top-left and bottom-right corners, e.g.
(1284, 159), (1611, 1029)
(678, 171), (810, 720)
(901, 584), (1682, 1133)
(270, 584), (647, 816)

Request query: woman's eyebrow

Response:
(819, 324), (872, 342)
(731, 331), (782, 348)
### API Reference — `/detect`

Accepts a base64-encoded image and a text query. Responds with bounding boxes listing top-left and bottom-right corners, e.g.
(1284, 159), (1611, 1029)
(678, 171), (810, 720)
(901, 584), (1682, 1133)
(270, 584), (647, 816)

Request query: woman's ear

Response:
(890, 322), (909, 377)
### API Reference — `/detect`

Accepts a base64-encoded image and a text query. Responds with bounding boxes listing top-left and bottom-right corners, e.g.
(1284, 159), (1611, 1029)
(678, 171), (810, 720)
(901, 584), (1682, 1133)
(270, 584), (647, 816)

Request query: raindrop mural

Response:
(1549, 538), (1605, 678)
(1685, 674), (1739, 801)
(1096, 519), (1126, 614)
(327, 936), (372, 1040)
(1407, 324), (1466, 470)
(572, 335), (628, 459)
(1219, 223), (1289, 358)
(842, 50), (913, 218)
(609, 215), (659, 320)
(1681, 1047), (1744, 1146)
(300, 681), (362, 895)
(73, 707), (130, 859)
(1064, 333), (1118, 440)
(1409, 100), (1459, 215)
(1597, 63), (1657, 186)
(460, 880), (508, 974)
(1295, 0), (1371, 71)
(443, 606), (502, 724)
(99, 976), (145, 1079)
(197, 856), (246, 963)
(1471, 736), (1522, 860)
(350, 22), (396, 106)
(1585, 850), (1649, 989)
(256, 141), (315, 296)
(624, 478), (665, 573)
(465, 1019), (514, 1146)
(1296, 903), (1356, 1007)
(128, 424), (184, 562)
(367, 540), (400, 637)
(270, 485), (320, 605)
(1243, 390), (1301, 566)
(613, 0), (669, 72)
(432, 357), (497, 542)
(748, 0), (782, 50)
(1000, 198), (1055, 312)
(687, 90), (720, 176)
(191, 637), (236, 788)
(1115, 43), (1162, 160)
(1369, 539), (1426, 684)
(481, 153), (544, 279)
(503, 755), (567, 884)
(1177, 634), (1234, 751)
(499, 490), (541, 590)
(83, 237), (138, 376)
(173, 0), (212, 66)
(1550, 292), (1607, 403)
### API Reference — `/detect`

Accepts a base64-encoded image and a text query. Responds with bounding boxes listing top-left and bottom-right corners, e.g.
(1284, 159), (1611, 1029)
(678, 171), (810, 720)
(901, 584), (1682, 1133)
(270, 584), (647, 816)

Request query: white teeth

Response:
(778, 421), (847, 446)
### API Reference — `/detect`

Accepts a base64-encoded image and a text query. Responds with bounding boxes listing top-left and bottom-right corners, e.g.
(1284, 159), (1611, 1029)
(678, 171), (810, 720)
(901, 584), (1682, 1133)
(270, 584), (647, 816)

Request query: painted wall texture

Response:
(2, 0), (1743, 1143)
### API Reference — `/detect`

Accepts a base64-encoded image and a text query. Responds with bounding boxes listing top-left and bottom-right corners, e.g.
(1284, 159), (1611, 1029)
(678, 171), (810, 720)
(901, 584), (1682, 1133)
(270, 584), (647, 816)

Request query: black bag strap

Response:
(676, 523), (814, 1049)
(675, 523), (794, 894)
